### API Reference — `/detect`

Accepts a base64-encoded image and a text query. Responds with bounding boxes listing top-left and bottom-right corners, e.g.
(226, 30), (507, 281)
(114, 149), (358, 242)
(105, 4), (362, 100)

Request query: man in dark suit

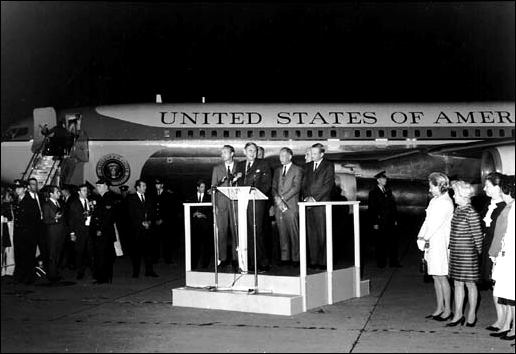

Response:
(42, 185), (67, 282)
(128, 179), (157, 278)
(59, 184), (75, 270)
(27, 177), (46, 273)
(12, 179), (40, 285)
(211, 145), (239, 270)
(67, 184), (93, 279)
(272, 147), (303, 266)
(90, 178), (118, 283)
(189, 180), (212, 269)
(236, 142), (272, 272)
(302, 143), (335, 269)
(150, 177), (176, 264)
(367, 171), (400, 268)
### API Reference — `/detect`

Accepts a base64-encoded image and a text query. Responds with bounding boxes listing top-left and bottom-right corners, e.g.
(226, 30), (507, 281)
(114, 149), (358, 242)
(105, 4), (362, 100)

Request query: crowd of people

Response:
(417, 171), (515, 342)
(1, 142), (514, 345)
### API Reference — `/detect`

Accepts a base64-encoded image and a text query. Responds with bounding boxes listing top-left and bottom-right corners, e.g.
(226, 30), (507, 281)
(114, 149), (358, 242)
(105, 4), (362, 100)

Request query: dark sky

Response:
(1, 1), (514, 132)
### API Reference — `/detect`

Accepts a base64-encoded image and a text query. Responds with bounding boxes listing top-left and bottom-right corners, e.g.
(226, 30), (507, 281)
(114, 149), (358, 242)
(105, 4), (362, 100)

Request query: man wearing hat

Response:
(150, 177), (176, 264)
(90, 178), (118, 283)
(367, 171), (401, 268)
(12, 179), (40, 284)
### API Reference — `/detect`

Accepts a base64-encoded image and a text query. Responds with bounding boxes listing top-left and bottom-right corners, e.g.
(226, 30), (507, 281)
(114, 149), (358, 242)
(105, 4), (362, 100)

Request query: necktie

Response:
(246, 162), (251, 175)
(141, 194), (145, 203)
(282, 166), (287, 177)
(83, 199), (87, 210)
(227, 165), (231, 176)
(313, 162), (318, 171)
(198, 193), (201, 203)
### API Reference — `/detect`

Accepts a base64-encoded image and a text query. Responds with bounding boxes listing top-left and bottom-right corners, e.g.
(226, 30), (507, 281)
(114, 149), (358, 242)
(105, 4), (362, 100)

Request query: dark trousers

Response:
(247, 200), (268, 268)
(74, 228), (90, 275)
(372, 225), (398, 267)
(307, 206), (327, 266)
(46, 229), (66, 282)
(215, 203), (238, 263)
(131, 232), (154, 276)
(92, 232), (115, 282)
(191, 218), (212, 269)
(13, 228), (38, 284)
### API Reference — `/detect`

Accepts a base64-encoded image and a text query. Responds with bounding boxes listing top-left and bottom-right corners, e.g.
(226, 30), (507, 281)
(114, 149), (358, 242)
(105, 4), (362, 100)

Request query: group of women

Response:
(417, 172), (514, 342)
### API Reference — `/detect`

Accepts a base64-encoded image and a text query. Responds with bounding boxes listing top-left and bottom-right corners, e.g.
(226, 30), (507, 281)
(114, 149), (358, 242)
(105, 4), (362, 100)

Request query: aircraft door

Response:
(32, 107), (57, 152)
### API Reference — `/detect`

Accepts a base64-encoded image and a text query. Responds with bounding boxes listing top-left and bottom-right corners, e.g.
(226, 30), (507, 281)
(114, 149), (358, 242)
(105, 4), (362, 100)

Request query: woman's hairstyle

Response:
(485, 171), (503, 187)
(500, 174), (515, 199)
(428, 172), (450, 194)
(451, 180), (475, 200)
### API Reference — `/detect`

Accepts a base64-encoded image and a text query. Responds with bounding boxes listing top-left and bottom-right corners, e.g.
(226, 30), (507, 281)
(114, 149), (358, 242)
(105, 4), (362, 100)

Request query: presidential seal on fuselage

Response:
(96, 154), (130, 186)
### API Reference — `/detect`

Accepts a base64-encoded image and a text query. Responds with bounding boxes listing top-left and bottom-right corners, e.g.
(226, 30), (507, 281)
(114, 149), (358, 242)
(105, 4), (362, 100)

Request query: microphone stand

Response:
(250, 182), (258, 293)
(210, 185), (219, 290)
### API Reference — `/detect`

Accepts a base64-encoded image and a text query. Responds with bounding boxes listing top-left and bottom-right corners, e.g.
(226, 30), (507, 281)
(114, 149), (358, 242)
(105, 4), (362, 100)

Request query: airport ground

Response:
(1, 223), (514, 353)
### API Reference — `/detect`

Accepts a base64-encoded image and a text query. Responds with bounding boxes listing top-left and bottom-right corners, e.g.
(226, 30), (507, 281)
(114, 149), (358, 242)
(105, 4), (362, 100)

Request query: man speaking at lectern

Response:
(236, 142), (272, 272)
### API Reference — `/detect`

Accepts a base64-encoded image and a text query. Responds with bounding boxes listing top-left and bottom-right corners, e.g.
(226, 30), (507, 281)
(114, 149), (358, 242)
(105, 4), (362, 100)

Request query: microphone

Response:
(232, 172), (242, 183)
(216, 176), (228, 187)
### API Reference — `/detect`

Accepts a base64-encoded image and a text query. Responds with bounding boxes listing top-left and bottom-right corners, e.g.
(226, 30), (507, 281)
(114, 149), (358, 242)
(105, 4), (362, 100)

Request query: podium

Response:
(217, 186), (268, 273)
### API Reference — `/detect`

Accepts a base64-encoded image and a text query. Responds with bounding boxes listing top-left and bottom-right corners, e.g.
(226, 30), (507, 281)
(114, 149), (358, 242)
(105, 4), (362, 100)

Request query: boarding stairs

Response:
(21, 137), (62, 189)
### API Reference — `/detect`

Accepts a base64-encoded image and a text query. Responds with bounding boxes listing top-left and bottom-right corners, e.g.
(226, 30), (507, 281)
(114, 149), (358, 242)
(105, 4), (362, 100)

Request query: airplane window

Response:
(200, 130), (205, 138)
(487, 129), (493, 137)
(284, 130), (289, 138)
(378, 130), (385, 138)
(164, 130), (170, 138)
(499, 129), (505, 137)
(307, 130), (313, 138)
(330, 130), (336, 138)
(188, 130), (193, 137)
(462, 129), (469, 137)
(223, 131), (229, 138)
(271, 130), (277, 138)
(236, 130), (241, 138)
(259, 131), (265, 138)
(355, 130), (360, 138)
(414, 130), (420, 138)
(211, 130), (217, 137)
(426, 129), (432, 138)
(450, 130), (457, 137)
(344, 130), (351, 138)
(390, 130), (397, 138)
(176, 131), (182, 138)
(295, 130), (301, 138)
(402, 130), (408, 138)
(512, 129), (515, 138)
(247, 130), (253, 138)
(475, 129), (481, 137)
(318, 130), (323, 138)
(366, 130), (372, 138)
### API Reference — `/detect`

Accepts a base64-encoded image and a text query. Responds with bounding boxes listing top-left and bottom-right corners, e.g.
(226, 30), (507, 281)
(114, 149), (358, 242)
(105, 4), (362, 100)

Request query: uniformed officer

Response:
(12, 179), (40, 284)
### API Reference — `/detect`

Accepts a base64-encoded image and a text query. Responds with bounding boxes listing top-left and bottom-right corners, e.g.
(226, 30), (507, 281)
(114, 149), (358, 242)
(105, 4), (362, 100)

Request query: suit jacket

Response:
(272, 163), (303, 210)
(235, 159), (272, 196)
(42, 199), (66, 237)
(368, 185), (398, 227)
(152, 190), (175, 223)
(302, 159), (335, 202)
(128, 193), (154, 235)
(67, 197), (91, 237)
(13, 192), (40, 231)
(211, 162), (238, 211)
(91, 191), (117, 242)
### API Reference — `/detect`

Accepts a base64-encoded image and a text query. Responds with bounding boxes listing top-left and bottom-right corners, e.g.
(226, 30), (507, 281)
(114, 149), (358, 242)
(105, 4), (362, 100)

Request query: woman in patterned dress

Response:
(447, 181), (483, 327)
(417, 172), (454, 321)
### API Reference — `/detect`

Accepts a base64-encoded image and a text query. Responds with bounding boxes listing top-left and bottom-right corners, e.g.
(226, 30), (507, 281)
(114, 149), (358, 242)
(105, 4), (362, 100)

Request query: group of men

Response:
(208, 142), (337, 273)
(8, 176), (180, 285)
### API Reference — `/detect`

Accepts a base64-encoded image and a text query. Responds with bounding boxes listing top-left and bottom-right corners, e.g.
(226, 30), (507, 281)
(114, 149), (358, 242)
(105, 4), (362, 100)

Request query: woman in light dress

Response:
(417, 172), (455, 321)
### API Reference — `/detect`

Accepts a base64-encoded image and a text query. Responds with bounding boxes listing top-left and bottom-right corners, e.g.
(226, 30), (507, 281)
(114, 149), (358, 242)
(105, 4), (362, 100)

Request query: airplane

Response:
(1, 101), (514, 220)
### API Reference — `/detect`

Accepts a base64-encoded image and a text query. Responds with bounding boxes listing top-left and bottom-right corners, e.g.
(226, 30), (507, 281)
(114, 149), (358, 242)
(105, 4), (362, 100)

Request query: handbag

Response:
(419, 257), (428, 274)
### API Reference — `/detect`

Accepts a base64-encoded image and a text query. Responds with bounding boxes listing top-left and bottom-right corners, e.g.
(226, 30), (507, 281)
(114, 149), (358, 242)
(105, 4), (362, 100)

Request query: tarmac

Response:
(1, 232), (515, 353)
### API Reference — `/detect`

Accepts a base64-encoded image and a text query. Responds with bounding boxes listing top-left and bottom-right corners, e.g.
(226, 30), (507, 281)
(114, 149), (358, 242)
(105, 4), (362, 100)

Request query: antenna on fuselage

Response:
(202, 96), (205, 103)
(156, 94), (162, 103)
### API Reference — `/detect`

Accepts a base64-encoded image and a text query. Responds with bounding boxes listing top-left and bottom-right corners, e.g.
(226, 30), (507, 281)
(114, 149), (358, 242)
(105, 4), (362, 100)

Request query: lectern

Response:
(217, 186), (268, 273)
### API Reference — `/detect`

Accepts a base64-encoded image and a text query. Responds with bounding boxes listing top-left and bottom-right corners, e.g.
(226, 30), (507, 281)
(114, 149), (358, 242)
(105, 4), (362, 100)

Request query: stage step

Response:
(172, 287), (304, 316)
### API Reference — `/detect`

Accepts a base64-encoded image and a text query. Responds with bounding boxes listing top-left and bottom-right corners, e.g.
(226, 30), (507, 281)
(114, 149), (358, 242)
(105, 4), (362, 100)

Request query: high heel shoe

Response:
(466, 318), (477, 327)
(434, 312), (454, 321)
(490, 330), (510, 337)
(485, 325), (500, 331)
(425, 312), (442, 319)
(446, 316), (465, 327)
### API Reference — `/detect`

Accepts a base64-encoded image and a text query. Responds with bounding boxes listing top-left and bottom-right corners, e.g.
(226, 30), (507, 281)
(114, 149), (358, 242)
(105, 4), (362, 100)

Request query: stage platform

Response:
(172, 267), (370, 316)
